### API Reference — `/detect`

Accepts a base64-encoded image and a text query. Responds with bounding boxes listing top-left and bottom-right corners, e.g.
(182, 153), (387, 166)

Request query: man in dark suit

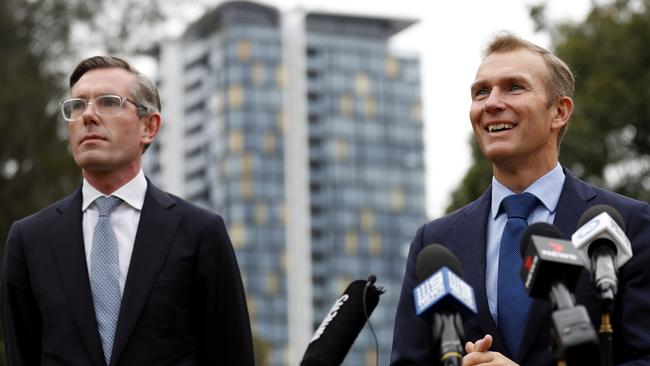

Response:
(391, 33), (650, 365)
(1, 56), (254, 365)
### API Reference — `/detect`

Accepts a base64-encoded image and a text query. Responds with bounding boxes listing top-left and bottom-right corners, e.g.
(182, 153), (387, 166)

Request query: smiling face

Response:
(469, 48), (569, 171)
(67, 68), (158, 183)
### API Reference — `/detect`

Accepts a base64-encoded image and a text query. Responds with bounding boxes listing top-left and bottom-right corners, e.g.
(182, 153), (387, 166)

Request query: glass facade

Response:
(148, 2), (424, 366)
(305, 14), (425, 365)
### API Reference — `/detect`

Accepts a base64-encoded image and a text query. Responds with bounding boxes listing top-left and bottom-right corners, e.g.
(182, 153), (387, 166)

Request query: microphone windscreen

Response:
(577, 204), (625, 230)
(301, 279), (381, 366)
(415, 244), (463, 281)
(519, 222), (564, 258)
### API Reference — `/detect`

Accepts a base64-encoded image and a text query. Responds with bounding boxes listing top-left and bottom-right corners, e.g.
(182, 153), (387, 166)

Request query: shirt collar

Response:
(82, 170), (148, 212)
(491, 163), (565, 219)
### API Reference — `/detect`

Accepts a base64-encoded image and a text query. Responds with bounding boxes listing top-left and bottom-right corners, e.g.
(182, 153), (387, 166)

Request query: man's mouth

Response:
(81, 134), (105, 144)
(487, 123), (515, 133)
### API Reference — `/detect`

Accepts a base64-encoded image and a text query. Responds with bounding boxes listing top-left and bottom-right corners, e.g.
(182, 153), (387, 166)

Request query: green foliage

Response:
(447, 0), (650, 213)
(555, 0), (650, 203)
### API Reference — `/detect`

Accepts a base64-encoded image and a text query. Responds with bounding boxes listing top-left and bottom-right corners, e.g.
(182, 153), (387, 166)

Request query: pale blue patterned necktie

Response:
(497, 192), (538, 359)
(90, 196), (123, 365)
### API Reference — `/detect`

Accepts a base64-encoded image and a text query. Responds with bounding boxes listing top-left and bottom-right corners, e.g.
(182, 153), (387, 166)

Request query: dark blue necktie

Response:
(497, 192), (538, 358)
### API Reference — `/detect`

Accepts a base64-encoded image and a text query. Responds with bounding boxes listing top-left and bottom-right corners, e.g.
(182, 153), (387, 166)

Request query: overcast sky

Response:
(153, 0), (593, 218)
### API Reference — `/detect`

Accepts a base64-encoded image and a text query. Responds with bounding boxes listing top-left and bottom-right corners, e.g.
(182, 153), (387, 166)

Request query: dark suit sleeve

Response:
(614, 202), (650, 365)
(194, 215), (254, 365)
(1, 222), (42, 366)
(390, 224), (437, 365)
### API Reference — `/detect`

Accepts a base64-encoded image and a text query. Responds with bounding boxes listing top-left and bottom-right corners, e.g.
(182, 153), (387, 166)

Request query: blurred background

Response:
(2, 0), (649, 364)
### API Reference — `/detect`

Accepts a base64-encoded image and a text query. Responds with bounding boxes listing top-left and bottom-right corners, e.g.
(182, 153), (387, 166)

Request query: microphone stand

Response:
(599, 313), (613, 366)
(592, 245), (616, 366)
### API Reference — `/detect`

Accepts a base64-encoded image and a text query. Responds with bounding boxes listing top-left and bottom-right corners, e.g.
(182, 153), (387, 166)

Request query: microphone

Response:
(571, 205), (632, 308)
(301, 276), (384, 366)
(519, 222), (584, 307)
(519, 223), (600, 366)
(413, 244), (477, 366)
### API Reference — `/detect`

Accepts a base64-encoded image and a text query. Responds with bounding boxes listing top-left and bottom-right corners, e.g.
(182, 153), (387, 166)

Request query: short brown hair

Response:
(483, 32), (574, 146)
(70, 56), (161, 117)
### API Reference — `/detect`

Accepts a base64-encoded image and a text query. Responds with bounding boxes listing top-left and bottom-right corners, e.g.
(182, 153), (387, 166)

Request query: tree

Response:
(447, 0), (650, 213)
(553, 0), (650, 203)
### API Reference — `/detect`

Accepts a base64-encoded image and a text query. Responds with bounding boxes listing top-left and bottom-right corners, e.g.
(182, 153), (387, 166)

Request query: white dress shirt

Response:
(81, 170), (147, 294)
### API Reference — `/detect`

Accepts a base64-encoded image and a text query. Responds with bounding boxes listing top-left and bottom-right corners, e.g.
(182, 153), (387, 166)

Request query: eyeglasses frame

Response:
(59, 94), (149, 122)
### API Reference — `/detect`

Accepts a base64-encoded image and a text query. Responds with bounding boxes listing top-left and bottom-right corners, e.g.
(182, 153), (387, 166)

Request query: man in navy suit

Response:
(1, 56), (254, 365)
(391, 33), (650, 365)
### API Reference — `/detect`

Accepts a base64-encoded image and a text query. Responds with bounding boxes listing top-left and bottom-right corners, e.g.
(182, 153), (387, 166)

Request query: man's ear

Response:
(551, 96), (573, 131)
(141, 113), (161, 147)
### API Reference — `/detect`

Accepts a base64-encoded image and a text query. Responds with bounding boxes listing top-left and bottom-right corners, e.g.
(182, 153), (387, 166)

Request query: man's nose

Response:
(484, 89), (506, 113)
(81, 102), (99, 126)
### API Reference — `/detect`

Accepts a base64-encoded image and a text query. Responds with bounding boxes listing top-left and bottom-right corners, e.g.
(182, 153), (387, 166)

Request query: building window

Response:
(411, 102), (422, 124)
(255, 200), (269, 225)
(277, 110), (286, 131)
(209, 91), (223, 115)
(339, 93), (354, 117)
(361, 208), (374, 232)
(230, 222), (247, 248)
(355, 72), (370, 96)
(252, 62), (266, 85)
(241, 178), (253, 200)
(365, 348), (378, 366)
(369, 232), (382, 256)
(334, 138), (349, 161)
(247, 295), (256, 319)
(237, 39), (252, 61)
(264, 131), (277, 155)
(267, 272), (279, 296)
(228, 84), (244, 109)
(385, 56), (400, 79)
(275, 64), (285, 88)
(229, 130), (244, 154)
(390, 187), (405, 212)
(365, 96), (377, 120)
(345, 231), (358, 255)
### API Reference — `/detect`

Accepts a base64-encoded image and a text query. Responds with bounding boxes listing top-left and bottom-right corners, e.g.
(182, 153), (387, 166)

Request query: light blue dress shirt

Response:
(486, 163), (565, 322)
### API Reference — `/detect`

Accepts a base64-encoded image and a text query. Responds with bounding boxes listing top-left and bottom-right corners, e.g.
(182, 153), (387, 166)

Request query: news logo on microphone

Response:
(571, 210), (632, 270)
(520, 234), (584, 299)
(413, 267), (477, 317)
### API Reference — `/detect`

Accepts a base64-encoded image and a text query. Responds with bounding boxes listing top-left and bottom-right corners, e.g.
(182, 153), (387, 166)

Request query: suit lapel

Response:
(110, 184), (180, 365)
(49, 189), (105, 366)
(450, 188), (510, 352)
(517, 170), (597, 361)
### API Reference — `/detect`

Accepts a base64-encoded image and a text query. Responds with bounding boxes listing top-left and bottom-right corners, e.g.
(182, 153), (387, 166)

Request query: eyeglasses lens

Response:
(61, 96), (123, 121)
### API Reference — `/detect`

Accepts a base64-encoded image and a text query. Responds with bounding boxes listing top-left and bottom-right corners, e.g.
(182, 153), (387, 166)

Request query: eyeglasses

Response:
(59, 94), (147, 121)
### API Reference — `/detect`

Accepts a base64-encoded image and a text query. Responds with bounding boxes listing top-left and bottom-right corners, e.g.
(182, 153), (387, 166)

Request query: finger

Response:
(475, 334), (493, 352)
(466, 341), (477, 354)
(462, 351), (494, 366)
(482, 334), (493, 350)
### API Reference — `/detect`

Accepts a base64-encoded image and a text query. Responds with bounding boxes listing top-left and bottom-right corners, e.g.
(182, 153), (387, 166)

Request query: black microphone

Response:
(519, 223), (600, 365)
(301, 277), (384, 366)
(414, 244), (477, 366)
(518, 223), (584, 307)
(571, 205), (632, 309)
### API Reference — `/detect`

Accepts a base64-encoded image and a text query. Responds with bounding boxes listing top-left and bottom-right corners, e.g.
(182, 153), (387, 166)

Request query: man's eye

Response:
(99, 98), (120, 107)
(71, 101), (86, 110)
(473, 89), (489, 99)
(510, 84), (523, 91)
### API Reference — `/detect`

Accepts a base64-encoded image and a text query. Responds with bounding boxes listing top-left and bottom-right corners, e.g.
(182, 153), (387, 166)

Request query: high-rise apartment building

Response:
(145, 1), (425, 365)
